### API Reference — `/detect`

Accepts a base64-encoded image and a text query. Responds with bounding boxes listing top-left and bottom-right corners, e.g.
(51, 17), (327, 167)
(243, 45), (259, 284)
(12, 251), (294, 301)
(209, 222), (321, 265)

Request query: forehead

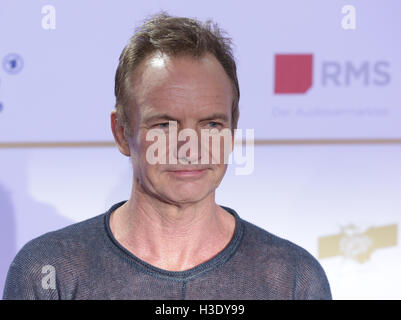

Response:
(129, 52), (233, 120)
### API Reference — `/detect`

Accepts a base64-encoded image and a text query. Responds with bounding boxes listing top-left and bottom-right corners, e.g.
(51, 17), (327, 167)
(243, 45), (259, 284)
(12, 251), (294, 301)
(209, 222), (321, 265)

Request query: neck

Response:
(109, 181), (236, 271)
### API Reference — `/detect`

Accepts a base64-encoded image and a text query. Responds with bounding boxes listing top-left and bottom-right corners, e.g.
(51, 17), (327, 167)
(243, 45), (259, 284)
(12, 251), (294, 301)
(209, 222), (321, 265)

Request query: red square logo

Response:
(274, 54), (313, 94)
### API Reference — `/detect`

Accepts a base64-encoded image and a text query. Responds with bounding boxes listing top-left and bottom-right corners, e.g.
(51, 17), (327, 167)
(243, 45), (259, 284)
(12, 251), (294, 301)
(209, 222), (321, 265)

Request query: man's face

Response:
(126, 52), (234, 205)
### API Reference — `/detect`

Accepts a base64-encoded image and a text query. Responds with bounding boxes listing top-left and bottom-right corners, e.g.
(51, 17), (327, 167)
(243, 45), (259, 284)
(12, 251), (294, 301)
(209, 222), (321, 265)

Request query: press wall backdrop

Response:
(1, 0), (400, 299)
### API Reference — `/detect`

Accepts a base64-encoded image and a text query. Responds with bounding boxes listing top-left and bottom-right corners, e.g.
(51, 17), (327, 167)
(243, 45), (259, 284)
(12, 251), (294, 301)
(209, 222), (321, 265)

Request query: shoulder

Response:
(14, 212), (104, 262)
(241, 219), (316, 263)
(2, 213), (105, 300)
(239, 218), (332, 299)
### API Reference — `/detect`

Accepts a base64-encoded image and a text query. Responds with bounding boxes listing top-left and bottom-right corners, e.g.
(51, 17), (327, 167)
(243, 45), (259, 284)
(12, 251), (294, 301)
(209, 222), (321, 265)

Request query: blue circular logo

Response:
(3, 53), (24, 75)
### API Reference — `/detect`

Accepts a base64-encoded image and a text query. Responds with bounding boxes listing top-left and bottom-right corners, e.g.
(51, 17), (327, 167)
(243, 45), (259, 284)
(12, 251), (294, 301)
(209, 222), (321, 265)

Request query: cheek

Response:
(129, 137), (156, 177)
(207, 135), (232, 165)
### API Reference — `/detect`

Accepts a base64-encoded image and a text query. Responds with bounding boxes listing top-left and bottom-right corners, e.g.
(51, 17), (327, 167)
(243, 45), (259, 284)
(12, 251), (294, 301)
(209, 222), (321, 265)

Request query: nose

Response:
(176, 127), (202, 164)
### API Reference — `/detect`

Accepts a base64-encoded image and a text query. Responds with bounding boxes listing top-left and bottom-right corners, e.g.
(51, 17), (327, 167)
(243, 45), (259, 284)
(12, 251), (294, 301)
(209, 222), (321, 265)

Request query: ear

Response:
(230, 128), (236, 154)
(110, 110), (131, 156)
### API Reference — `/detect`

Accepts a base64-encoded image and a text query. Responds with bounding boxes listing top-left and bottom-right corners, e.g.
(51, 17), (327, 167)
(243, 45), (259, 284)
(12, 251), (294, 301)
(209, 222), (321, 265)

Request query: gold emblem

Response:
(318, 224), (397, 263)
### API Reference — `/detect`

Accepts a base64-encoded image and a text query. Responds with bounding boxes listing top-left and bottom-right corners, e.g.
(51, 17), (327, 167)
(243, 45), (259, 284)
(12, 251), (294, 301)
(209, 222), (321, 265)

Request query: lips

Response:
(167, 168), (209, 178)
(167, 166), (210, 172)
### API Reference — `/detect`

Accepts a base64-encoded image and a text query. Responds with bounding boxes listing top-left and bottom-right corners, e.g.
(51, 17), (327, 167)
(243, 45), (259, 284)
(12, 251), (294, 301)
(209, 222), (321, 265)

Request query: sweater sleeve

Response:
(2, 240), (60, 300)
(293, 249), (332, 300)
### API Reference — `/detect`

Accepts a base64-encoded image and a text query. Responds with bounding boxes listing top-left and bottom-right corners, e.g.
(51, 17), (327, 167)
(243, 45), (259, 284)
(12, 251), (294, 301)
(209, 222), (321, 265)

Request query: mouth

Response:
(167, 168), (209, 178)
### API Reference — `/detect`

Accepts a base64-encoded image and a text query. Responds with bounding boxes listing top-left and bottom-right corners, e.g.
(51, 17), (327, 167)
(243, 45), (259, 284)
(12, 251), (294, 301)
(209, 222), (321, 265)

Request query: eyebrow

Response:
(144, 113), (176, 123)
(144, 112), (229, 123)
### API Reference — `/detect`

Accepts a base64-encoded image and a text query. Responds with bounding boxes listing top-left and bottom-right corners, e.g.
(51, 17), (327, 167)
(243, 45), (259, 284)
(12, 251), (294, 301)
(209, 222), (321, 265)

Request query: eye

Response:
(154, 122), (169, 128)
(208, 121), (223, 128)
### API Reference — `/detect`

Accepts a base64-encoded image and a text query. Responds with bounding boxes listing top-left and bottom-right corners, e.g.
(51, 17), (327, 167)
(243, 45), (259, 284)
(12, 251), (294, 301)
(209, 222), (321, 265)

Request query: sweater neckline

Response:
(103, 200), (244, 280)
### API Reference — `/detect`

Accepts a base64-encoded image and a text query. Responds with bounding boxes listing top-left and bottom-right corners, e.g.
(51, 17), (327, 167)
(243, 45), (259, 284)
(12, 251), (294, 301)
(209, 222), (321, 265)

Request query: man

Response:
(3, 13), (331, 299)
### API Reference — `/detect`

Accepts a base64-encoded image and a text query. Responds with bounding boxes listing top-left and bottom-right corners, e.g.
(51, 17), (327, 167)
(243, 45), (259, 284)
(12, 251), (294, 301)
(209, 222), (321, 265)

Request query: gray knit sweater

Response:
(2, 201), (331, 300)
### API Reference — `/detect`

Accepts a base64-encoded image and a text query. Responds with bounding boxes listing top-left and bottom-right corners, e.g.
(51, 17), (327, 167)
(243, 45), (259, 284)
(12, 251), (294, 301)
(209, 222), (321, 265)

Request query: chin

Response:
(164, 185), (213, 204)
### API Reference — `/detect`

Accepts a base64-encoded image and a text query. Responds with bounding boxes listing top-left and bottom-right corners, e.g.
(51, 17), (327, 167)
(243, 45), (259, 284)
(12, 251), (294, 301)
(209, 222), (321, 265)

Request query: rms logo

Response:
(274, 54), (390, 94)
